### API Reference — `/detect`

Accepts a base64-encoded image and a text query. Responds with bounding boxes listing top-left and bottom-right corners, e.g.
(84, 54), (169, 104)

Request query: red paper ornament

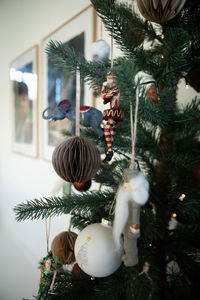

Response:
(72, 263), (82, 274)
(73, 180), (92, 191)
(147, 84), (159, 104)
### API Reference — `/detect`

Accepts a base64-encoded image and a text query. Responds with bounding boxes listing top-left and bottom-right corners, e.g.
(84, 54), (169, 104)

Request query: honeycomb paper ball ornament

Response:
(137, 0), (186, 23)
(52, 137), (101, 183)
(51, 231), (78, 265)
(74, 219), (123, 278)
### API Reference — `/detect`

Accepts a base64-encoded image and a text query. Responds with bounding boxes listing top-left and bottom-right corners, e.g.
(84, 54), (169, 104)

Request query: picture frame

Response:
(10, 45), (39, 158)
(42, 5), (97, 161)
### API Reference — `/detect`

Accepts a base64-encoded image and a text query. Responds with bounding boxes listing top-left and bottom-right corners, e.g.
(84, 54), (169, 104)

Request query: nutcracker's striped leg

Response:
(104, 122), (112, 152)
(110, 120), (116, 144)
(104, 119), (116, 153)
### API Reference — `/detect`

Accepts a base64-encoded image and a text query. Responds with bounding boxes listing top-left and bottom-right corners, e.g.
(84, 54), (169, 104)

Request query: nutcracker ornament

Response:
(101, 71), (124, 163)
(37, 252), (57, 300)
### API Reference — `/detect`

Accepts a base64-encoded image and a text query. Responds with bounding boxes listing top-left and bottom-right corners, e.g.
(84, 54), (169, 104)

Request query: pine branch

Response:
(14, 191), (115, 221)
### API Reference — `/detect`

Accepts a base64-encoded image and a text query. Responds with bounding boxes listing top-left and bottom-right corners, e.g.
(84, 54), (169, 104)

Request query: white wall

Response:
(0, 1), (91, 299)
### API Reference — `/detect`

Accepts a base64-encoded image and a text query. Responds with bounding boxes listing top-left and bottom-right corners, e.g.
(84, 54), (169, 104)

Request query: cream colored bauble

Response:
(74, 219), (123, 277)
(92, 40), (110, 63)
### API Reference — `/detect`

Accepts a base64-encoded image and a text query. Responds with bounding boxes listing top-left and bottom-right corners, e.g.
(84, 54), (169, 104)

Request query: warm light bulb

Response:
(149, 45), (152, 49)
(148, 243), (152, 247)
(179, 194), (186, 201)
(91, 276), (95, 280)
(161, 34), (164, 39)
(161, 55), (164, 59)
(185, 84), (189, 89)
(172, 213), (177, 218)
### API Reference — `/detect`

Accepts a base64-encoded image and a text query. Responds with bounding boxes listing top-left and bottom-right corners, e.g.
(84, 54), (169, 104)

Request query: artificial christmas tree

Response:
(14, 0), (200, 299)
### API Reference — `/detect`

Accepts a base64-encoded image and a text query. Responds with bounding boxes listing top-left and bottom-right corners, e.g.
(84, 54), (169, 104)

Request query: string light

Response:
(161, 34), (164, 39)
(91, 276), (95, 280)
(172, 213), (177, 218)
(161, 55), (164, 59)
(148, 243), (152, 247)
(179, 194), (186, 201)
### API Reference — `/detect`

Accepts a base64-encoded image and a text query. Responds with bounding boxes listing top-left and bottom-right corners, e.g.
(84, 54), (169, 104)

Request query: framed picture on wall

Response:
(42, 5), (96, 161)
(10, 45), (39, 157)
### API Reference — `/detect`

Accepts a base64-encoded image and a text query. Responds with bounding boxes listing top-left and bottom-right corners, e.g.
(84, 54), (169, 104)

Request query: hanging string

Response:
(75, 68), (81, 137)
(130, 86), (140, 169)
(109, 192), (117, 216)
(111, 29), (114, 69)
(45, 216), (51, 253)
(111, 35), (114, 69)
(68, 216), (72, 231)
(100, 19), (103, 40)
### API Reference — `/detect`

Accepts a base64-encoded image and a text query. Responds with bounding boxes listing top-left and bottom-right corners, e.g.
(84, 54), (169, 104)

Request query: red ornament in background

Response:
(147, 84), (160, 104)
(194, 164), (200, 188)
(73, 180), (92, 191)
(72, 263), (82, 274)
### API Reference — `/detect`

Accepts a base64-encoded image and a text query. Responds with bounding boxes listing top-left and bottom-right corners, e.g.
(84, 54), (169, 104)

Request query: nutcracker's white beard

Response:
(113, 172), (149, 249)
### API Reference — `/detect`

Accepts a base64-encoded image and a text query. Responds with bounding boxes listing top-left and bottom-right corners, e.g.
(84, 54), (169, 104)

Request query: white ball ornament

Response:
(91, 40), (110, 63)
(74, 219), (123, 277)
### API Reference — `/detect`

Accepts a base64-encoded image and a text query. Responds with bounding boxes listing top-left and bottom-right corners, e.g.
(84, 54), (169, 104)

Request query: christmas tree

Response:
(14, 0), (200, 299)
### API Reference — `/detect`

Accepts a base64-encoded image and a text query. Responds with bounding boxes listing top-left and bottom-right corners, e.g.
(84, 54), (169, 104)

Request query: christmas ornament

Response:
(113, 168), (149, 266)
(92, 40), (110, 63)
(147, 84), (160, 104)
(73, 180), (92, 191)
(74, 219), (123, 277)
(194, 163), (200, 188)
(37, 252), (57, 300)
(72, 263), (82, 274)
(186, 65), (200, 92)
(42, 99), (104, 137)
(137, 0), (186, 23)
(51, 230), (78, 265)
(52, 136), (101, 183)
(101, 71), (124, 162)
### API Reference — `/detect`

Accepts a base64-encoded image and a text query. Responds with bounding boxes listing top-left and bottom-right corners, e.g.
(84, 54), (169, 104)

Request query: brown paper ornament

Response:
(51, 231), (78, 265)
(137, 0), (186, 23)
(52, 136), (101, 183)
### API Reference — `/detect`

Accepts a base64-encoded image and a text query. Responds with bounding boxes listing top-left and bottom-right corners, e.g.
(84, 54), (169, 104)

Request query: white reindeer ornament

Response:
(113, 168), (149, 267)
